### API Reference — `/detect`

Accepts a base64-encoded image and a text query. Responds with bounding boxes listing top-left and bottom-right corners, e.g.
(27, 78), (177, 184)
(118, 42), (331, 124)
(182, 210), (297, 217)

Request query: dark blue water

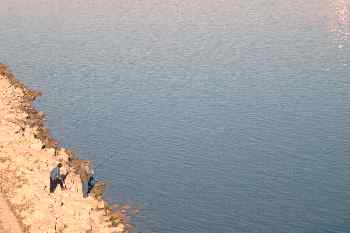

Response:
(1, 1), (350, 232)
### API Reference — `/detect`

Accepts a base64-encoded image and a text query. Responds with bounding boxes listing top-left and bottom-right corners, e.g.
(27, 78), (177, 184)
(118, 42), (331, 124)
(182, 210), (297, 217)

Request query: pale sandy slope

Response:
(0, 193), (23, 233)
(0, 66), (127, 233)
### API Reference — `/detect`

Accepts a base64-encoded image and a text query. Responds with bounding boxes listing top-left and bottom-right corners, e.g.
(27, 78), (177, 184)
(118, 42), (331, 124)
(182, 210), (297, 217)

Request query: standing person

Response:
(87, 170), (96, 195)
(50, 163), (66, 193)
(79, 161), (95, 198)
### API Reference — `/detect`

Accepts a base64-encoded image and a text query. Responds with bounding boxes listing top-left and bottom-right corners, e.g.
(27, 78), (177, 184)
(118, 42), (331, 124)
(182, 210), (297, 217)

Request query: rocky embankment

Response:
(0, 64), (127, 233)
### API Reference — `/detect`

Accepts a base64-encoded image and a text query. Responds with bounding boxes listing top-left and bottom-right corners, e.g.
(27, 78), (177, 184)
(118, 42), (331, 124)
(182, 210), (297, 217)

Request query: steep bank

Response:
(0, 64), (127, 233)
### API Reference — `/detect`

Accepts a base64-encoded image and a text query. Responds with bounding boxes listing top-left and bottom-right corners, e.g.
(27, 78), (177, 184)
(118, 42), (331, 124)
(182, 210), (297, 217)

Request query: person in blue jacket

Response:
(50, 163), (66, 193)
(87, 170), (96, 196)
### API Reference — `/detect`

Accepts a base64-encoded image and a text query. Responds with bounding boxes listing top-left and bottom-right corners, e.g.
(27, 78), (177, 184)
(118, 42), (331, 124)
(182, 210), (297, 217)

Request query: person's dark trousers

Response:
(87, 175), (96, 195)
(82, 180), (89, 198)
(50, 178), (64, 193)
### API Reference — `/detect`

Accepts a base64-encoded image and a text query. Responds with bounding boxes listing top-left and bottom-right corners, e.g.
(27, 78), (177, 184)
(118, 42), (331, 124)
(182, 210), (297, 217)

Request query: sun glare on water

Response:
(331, 0), (350, 48)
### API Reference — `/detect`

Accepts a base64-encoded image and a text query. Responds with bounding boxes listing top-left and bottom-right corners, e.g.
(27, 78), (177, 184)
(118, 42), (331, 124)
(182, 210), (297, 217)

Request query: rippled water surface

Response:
(1, 1), (350, 232)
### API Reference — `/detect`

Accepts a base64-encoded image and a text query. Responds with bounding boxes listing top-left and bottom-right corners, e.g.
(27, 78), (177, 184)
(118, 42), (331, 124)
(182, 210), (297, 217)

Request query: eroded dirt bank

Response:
(0, 192), (23, 233)
(0, 64), (128, 233)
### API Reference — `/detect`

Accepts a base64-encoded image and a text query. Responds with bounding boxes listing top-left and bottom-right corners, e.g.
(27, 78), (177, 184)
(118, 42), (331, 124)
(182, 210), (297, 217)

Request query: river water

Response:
(1, 1), (350, 232)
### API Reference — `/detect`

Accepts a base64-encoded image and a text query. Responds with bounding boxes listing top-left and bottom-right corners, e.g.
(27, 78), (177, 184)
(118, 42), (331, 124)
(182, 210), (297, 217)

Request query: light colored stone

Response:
(97, 200), (105, 210)
(115, 223), (125, 233)
(30, 139), (43, 150)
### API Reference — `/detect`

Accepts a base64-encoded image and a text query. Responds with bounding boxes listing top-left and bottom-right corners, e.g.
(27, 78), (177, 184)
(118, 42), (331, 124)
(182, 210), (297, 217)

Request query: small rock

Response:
(30, 141), (43, 150)
(115, 223), (125, 233)
(97, 200), (105, 210)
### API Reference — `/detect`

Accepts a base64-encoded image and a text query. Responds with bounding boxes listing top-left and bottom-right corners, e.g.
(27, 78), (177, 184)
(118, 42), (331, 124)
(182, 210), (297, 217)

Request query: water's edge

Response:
(0, 64), (130, 233)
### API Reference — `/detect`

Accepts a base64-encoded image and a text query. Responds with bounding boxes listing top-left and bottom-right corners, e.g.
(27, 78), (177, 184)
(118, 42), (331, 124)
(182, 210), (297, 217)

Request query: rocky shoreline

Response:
(0, 64), (128, 233)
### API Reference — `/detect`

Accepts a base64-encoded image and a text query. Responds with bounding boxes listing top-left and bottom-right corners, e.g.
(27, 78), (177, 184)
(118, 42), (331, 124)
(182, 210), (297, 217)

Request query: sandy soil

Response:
(0, 65), (128, 233)
(0, 193), (23, 233)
